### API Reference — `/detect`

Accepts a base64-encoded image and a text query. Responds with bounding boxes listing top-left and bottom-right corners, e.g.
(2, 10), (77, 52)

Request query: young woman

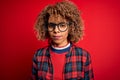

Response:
(32, 0), (94, 80)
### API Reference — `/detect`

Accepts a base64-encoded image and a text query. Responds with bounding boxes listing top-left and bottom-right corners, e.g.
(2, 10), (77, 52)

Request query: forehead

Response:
(48, 14), (67, 23)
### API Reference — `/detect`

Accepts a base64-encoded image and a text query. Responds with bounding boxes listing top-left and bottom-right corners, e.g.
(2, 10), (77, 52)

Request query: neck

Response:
(52, 43), (70, 50)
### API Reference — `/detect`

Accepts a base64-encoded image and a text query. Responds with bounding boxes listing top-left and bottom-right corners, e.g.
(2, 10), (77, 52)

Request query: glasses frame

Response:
(47, 22), (69, 32)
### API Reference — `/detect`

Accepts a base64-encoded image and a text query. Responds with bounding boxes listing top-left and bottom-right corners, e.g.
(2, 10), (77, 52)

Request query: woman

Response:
(32, 0), (94, 80)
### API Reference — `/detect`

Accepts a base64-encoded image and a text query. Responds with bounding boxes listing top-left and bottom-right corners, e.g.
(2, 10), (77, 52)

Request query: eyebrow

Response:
(48, 22), (66, 24)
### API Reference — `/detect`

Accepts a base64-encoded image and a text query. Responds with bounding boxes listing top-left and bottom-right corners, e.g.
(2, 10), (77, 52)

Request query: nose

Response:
(53, 26), (59, 33)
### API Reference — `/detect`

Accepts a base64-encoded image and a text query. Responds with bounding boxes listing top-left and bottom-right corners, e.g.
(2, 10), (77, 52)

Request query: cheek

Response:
(48, 32), (52, 37)
(63, 31), (69, 38)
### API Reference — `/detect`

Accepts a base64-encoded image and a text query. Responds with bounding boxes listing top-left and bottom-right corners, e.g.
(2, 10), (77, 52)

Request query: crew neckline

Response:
(51, 43), (71, 54)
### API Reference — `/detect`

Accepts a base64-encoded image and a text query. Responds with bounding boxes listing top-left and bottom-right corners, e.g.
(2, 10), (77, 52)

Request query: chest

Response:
(36, 53), (85, 80)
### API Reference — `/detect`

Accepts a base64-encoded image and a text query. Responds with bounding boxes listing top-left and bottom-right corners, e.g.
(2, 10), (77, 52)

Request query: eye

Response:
(59, 23), (66, 27)
(59, 23), (68, 31)
(48, 23), (55, 28)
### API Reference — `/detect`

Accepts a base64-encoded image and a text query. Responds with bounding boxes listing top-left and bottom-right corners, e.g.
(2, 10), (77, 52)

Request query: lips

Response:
(53, 36), (62, 40)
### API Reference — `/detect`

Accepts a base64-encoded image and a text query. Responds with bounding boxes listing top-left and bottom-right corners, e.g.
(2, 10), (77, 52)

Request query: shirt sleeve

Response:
(83, 50), (94, 80)
(32, 51), (38, 80)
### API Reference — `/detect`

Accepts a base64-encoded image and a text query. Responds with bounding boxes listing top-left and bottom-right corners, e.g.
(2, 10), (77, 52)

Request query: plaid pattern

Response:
(32, 45), (94, 80)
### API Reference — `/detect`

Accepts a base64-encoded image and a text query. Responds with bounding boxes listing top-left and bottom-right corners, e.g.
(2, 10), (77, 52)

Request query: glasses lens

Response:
(48, 22), (68, 32)
(58, 23), (68, 31)
(48, 23), (55, 31)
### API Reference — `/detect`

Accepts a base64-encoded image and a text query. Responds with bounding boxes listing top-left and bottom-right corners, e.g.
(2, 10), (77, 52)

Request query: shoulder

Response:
(73, 45), (92, 64)
(73, 45), (90, 57)
(34, 46), (49, 57)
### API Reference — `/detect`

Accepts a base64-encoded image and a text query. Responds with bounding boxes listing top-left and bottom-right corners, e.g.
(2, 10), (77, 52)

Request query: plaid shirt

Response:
(32, 45), (94, 80)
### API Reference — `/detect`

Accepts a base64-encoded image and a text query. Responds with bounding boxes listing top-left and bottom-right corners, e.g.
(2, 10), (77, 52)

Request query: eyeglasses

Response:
(47, 22), (69, 32)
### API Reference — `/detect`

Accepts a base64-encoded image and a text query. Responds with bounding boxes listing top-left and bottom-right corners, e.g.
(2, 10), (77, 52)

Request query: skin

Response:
(48, 14), (69, 47)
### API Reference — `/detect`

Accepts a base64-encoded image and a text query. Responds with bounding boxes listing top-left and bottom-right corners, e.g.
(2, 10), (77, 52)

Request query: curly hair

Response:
(34, 0), (84, 43)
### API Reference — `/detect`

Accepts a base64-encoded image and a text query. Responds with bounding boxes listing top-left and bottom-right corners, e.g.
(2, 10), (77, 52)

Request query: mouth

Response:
(52, 36), (62, 40)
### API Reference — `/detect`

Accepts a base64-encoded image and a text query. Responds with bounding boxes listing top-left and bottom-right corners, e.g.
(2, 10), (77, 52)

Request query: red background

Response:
(0, 0), (120, 80)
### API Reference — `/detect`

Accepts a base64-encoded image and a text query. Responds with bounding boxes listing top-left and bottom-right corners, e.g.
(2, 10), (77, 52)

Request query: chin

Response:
(52, 40), (62, 45)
